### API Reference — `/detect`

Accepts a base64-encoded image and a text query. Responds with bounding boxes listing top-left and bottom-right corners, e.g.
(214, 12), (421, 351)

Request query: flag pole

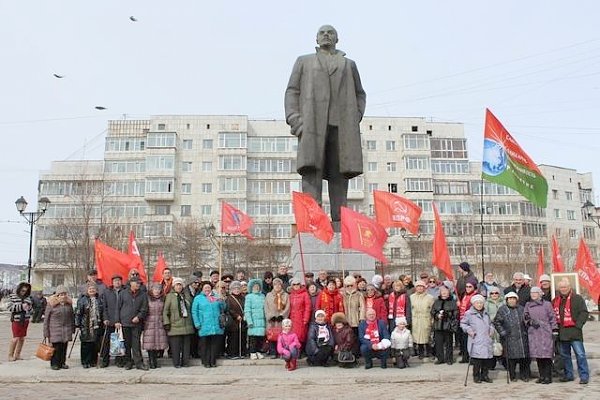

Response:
(339, 235), (345, 279)
(218, 233), (223, 277)
(297, 233), (308, 284)
(480, 177), (486, 278)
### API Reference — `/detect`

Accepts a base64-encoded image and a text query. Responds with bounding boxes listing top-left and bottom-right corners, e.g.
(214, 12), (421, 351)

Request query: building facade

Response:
(34, 115), (598, 292)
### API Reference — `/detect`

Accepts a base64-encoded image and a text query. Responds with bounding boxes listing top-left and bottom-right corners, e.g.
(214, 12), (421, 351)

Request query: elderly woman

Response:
(76, 283), (104, 368)
(410, 280), (435, 359)
(331, 312), (357, 367)
(163, 277), (195, 368)
(192, 282), (225, 368)
(288, 277), (311, 349)
(484, 286), (504, 369)
(265, 278), (290, 358)
(225, 281), (247, 359)
(143, 283), (168, 369)
(244, 279), (267, 360)
(364, 284), (387, 321)
(460, 294), (495, 383)
(524, 286), (557, 384)
(316, 279), (344, 324)
(306, 309), (334, 366)
(387, 280), (412, 333)
(494, 291), (530, 382)
(43, 286), (75, 370)
(307, 283), (319, 323)
(7, 281), (33, 362)
(359, 308), (391, 369)
(431, 284), (458, 365)
(342, 276), (366, 341)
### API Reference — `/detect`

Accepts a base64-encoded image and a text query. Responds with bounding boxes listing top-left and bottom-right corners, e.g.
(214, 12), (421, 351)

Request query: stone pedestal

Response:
(289, 233), (376, 280)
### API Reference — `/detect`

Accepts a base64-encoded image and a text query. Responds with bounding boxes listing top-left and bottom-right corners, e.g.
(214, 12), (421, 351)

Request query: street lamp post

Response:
(582, 200), (600, 229)
(15, 196), (51, 284)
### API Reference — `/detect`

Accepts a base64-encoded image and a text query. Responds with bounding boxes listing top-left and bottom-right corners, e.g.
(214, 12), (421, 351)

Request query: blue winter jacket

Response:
(244, 279), (267, 337)
(192, 292), (225, 337)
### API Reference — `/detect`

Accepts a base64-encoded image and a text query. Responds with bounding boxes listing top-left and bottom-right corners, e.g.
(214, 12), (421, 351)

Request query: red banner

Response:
(221, 201), (254, 239)
(373, 190), (422, 234)
(574, 239), (600, 300)
(551, 235), (565, 273)
(536, 247), (545, 284)
(95, 239), (144, 285)
(292, 191), (333, 244)
(152, 252), (167, 283)
(432, 204), (454, 281)
(341, 207), (388, 264)
(128, 230), (145, 274)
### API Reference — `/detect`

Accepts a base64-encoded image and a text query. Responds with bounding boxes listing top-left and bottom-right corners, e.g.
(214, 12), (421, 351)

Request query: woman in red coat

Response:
(288, 278), (311, 346)
(364, 284), (387, 321)
(315, 279), (344, 323)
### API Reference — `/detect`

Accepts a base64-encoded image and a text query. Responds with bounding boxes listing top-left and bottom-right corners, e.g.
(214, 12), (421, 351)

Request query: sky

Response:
(1, 0), (600, 265)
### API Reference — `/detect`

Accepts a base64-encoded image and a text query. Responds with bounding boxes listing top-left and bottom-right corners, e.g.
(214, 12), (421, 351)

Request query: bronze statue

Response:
(285, 25), (366, 227)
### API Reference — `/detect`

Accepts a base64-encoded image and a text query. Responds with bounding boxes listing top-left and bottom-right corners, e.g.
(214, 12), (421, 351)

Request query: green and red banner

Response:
(482, 109), (548, 208)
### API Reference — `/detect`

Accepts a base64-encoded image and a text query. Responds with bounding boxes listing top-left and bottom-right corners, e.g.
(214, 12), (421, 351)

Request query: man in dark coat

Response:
(455, 262), (477, 300)
(503, 272), (531, 306)
(285, 24), (366, 224)
(554, 279), (590, 384)
(116, 277), (148, 370)
(78, 269), (107, 297)
(100, 274), (124, 367)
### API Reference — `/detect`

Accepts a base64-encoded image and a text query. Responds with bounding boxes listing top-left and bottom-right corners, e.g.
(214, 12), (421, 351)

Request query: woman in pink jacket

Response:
(277, 319), (301, 371)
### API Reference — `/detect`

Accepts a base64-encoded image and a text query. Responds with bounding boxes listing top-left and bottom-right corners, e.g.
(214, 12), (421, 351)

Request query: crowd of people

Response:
(4, 262), (592, 384)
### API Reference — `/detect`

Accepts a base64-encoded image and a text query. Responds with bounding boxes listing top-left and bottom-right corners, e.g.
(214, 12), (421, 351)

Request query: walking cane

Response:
(97, 328), (109, 369)
(464, 340), (474, 387)
(504, 339), (510, 384)
(238, 320), (242, 359)
(68, 329), (80, 359)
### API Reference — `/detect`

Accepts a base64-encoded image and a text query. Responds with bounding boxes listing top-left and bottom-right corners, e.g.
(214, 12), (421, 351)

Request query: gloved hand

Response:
(531, 319), (540, 329)
(164, 324), (171, 332)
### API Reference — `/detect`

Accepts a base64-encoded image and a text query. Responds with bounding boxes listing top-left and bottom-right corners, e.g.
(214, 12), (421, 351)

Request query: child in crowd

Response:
(277, 319), (301, 371)
(390, 316), (413, 368)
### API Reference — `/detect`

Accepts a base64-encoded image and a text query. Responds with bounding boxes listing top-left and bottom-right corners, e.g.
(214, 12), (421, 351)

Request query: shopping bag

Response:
(109, 327), (126, 356)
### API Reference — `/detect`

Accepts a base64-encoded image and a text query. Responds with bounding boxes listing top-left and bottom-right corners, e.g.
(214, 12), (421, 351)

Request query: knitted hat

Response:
(539, 274), (551, 282)
(414, 280), (426, 288)
(55, 285), (68, 294)
(263, 271), (274, 279)
(230, 280), (242, 290)
(173, 277), (185, 286)
(470, 294), (485, 305)
(523, 274), (532, 281)
(272, 278), (283, 286)
(466, 276), (479, 288)
(371, 274), (383, 288)
(459, 262), (471, 272)
(289, 277), (302, 285)
(150, 282), (163, 291)
(331, 312), (347, 325)
(343, 276), (356, 286)
(282, 318), (292, 327)
(504, 291), (519, 299)
(530, 286), (543, 294)
(314, 309), (326, 319)
(396, 316), (407, 325)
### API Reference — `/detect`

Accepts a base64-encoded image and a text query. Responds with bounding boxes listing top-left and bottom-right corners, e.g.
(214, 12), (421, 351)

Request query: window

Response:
(147, 132), (176, 148)
(206, 124), (211, 129)
(202, 161), (212, 172)
(386, 141), (396, 151)
(386, 162), (397, 172)
(181, 205), (191, 217)
(403, 134), (429, 150)
(584, 226), (595, 240)
(248, 137), (295, 152)
(186, 123), (191, 130)
(388, 125), (392, 131)
(431, 160), (468, 174)
(368, 183), (379, 192)
(105, 181), (145, 196)
(145, 178), (173, 193)
(144, 221), (173, 238)
(218, 132), (247, 148)
(202, 139), (213, 149)
(182, 161), (193, 172)
(348, 177), (364, 191)
(182, 139), (193, 150)
(219, 177), (246, 193)
(565, 191), (573, 201)
(388, 183), (397, 193)
(146, 155), (175, 171)
(405, 156), (430, 170)
(51, 273), (65, 288)
(104, 160), (145, 173)
(366, 140), (377, 150)
(436, 201), (473, 215)
(157, 123), (166, 131)
(569, 229), (577, 239)
(248, 180), (298, 194)
(202, 183), (213, 193)
(555, 228), (561, 236)
(430, 138), (467, 158)
(219, 155), (246, 170)
(552, 190), (559, 200)
(181, 183), (192, 194)
(367, 162), (378, 172)
(411, 126), (418, 132)
(567, 210), (576, 220)
(405, 178), (432, 192)
(155, 205), (171, 215)
(434, 181), (469, 195)
(247, 158), (293, 173)
(201, 205), (212, 216)
(105, 137), (145, 152)
(554, 209), (561, 219)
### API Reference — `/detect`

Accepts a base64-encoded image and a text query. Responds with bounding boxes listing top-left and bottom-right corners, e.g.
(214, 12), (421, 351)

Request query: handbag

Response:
(109, 327), (126, 357)
(36, 339), (55, 361)
(337, 350), (356, 364)
(266, 326), (282, 342)
(493, 340), (503, 357)
(219, 313), (232, 329)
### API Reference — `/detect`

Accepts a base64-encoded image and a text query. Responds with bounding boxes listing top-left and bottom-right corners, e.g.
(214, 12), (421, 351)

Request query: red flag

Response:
(95, 239), (141, 286)
(292, 191), (334, 244)
(341, 207), (388, 263)
(574, 238), (600, 300)
(152, 252), (167, 283)
(536, 247), (545, 284)
(373, 190), (422, 234)
(221, 202), (254, 239)
(432, 204), (454, 281)
(128, 230), (147, 282)
(551, 235), (565, 273)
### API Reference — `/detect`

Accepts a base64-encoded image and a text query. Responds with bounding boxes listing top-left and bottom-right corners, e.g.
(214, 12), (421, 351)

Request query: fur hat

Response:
(371, 274), (383, 288)
(343, 276), (356, 286)
(470, 294), (485, 305)
(314, 309), (326, 319)
(459, 262), (471, 272)
(530, 286), (543, 294)
(331, 312), (347, 325)
(173, 277), (185, 287)
(229, 280), (242, 290)
(539, 274), (551, 282)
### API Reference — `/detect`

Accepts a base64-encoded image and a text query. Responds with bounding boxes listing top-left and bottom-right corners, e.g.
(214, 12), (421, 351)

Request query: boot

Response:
(148, 351), (156, 369)
(14, 338), (25, 360)
(289, 358), (297, 371)
(418, 344), (424, 359)
(8, 338), (18, 362)
(285, 360), (291, 370)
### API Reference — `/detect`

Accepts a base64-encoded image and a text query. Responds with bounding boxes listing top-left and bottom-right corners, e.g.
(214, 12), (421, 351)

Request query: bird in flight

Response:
(95, 106), (107, 110)
(129, 16), (138, 22)
(53, 74), (64, 79)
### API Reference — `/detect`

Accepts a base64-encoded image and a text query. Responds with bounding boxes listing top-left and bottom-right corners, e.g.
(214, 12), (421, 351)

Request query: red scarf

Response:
(459, 291), (476, 319)
(388, 292), (406, 320)
(553, 291), (575, 328)
(366, 297), (374, 310)
(365, 320), (380, 345)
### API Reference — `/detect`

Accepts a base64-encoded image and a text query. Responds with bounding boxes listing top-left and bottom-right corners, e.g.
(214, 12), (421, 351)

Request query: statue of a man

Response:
(285, 25), (366, 227)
